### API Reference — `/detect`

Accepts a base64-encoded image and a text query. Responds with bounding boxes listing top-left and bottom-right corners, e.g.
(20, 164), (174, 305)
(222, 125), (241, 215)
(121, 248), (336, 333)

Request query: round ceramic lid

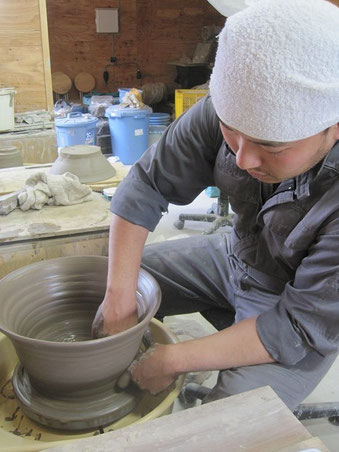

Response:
(60, 145), (101, 158)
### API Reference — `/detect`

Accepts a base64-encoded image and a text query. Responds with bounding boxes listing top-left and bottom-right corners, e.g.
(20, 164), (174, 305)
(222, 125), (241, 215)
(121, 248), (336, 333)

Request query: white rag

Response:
(210, 0), (339, 142)
(18, 172), (93, 211)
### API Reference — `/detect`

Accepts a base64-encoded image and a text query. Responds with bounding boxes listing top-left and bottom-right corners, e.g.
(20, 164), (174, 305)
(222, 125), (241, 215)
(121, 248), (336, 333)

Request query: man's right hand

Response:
(92, 214), (149, 338)
(91, 296), (138, 338)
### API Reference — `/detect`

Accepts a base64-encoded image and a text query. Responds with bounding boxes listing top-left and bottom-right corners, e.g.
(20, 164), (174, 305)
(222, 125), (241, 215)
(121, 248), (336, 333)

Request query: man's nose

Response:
(235, 138), (262, 170)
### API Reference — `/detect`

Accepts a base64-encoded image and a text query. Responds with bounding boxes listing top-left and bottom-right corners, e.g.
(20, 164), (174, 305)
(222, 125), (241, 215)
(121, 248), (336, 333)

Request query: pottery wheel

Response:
(12, 364), (140, 431)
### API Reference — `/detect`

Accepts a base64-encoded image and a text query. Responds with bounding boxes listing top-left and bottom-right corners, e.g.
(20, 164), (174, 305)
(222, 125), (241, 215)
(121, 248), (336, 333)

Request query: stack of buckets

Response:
(148, 113), (171, 147)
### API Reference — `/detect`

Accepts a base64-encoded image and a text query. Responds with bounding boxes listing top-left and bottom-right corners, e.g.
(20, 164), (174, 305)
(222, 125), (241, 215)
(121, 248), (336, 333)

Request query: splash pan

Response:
(12, 364), (139, 431)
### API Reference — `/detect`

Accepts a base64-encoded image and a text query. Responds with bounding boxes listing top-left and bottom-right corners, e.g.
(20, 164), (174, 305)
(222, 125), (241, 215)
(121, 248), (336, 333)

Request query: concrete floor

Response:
(146, 191), (339, 451)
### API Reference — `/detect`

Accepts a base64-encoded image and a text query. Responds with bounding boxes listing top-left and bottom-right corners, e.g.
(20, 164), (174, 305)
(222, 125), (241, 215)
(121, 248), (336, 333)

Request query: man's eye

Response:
(267, 149), (285, 155)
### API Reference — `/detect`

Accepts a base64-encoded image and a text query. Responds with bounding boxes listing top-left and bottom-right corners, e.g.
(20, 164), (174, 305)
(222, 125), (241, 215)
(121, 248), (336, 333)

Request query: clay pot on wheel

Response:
(0, 256), (161, 396)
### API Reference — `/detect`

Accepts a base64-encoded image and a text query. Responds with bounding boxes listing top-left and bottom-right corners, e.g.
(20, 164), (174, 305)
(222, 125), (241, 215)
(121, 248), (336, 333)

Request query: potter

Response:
(92, 0), (339, 412)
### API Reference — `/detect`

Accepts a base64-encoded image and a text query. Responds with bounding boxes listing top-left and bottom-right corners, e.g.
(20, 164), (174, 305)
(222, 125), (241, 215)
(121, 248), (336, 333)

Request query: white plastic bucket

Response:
(0, 88), (16, 132)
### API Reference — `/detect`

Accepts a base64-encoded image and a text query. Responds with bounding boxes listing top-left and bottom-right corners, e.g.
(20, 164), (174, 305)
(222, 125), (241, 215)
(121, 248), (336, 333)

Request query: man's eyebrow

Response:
(218, 117), (288, 147)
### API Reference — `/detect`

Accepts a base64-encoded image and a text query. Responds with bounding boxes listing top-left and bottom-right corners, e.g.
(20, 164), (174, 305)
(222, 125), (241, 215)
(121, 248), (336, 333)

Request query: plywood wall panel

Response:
(0, 0), (53, 113)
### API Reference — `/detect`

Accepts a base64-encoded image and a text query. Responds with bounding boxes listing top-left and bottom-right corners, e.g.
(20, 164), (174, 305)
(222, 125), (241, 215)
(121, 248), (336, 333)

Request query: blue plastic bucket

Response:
(118, 88), (143, 103)
(149, 113), (171, 126)
(105, 105), (152, 164)
(148, 125), (167, 147)
(55, 113), (98, 149)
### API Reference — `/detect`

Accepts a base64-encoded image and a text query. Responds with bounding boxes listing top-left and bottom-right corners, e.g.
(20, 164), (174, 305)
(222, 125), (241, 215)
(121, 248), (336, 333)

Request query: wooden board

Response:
(42, 386), (315, 452)
(0, 0), (53, 112)
(0, 191), (111, 244)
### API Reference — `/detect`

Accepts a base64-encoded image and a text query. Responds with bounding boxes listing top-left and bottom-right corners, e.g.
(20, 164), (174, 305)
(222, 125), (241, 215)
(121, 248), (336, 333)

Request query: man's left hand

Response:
(128, 343), (177, 394)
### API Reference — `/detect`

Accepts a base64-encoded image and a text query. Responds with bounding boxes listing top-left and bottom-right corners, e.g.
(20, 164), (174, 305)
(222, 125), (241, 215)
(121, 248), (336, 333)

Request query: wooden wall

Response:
(0, 0), (53, 113)
(46, 0), (224, 99)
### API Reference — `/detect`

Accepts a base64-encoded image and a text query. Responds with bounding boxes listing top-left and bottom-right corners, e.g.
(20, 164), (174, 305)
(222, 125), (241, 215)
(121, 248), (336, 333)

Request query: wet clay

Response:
(0, 256), (161, 430)
(12, 364), (140, 431)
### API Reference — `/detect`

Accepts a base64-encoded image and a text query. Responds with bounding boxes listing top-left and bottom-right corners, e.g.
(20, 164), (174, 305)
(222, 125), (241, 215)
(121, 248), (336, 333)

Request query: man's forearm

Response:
(167, 317), (274, 375)
(106, 213), (149, 301)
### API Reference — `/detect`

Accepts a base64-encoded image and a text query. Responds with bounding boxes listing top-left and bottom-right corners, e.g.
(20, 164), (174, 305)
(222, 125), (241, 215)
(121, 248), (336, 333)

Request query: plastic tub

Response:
(148, 125), (167, 147)
(54, 112), (98, 149)
(0, 87), (16, 132)
(105, 105), (152, 164)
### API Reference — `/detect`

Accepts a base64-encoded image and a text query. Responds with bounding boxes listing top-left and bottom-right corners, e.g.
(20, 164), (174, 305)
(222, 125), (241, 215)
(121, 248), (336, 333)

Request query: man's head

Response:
(210, 0), (339, 144)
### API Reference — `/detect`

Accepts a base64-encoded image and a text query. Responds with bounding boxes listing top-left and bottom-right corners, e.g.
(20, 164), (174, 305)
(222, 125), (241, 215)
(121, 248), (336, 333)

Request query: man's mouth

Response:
(247, 170), (268, 179)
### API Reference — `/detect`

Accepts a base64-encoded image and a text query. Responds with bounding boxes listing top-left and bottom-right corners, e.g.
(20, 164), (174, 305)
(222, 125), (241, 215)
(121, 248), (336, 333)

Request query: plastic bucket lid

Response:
(105, 105), (152, 118)
(55, 112), (97, 128)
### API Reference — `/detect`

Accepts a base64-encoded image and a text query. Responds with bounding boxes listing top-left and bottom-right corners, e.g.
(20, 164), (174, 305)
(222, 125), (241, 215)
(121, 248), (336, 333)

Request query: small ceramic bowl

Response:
(0, 146), (23, 168)
(50, 145), (116, 183)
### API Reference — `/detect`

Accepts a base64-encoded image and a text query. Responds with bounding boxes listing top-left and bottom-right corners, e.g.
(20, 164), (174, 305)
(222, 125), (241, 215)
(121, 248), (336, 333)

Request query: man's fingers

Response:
(91, 306), (108, 339)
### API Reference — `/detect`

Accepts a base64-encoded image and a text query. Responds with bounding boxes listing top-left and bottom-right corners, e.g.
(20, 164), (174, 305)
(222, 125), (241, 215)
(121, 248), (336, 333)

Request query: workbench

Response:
(43, 386), (330, 452)
(0, 165), (114, 278)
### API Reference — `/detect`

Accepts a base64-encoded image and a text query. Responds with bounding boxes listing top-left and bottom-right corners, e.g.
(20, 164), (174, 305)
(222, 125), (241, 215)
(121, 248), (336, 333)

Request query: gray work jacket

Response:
(111, 95), (339, 365)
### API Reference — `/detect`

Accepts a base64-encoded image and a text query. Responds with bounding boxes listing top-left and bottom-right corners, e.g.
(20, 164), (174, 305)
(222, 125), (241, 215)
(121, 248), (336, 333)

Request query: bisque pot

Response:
(0, 256), (161, 396)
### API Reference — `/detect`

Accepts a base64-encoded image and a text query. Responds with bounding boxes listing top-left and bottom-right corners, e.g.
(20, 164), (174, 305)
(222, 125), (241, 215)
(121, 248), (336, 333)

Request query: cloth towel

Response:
(18, 172), (93, 211)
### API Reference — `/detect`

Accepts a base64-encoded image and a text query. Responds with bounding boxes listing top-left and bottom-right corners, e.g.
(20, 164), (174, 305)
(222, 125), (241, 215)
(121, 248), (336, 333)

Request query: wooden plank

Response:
(39, 0), (54, 113)
(0, 0), (51, 112)
(43, 386), (312, 452)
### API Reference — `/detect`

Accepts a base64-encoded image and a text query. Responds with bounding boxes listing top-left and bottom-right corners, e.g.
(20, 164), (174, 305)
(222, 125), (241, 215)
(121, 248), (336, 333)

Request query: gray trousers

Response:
(141, 233), (338, 410)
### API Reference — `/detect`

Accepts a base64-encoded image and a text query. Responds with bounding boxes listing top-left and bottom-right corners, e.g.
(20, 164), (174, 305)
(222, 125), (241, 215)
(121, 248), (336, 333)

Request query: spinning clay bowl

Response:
(0, 256), (161, 397)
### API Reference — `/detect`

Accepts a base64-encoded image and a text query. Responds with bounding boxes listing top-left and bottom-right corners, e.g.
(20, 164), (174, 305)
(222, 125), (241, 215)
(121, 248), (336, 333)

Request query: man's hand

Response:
(127, 317), (275, 393)
(128, 343), (178, 394)
(91, 297), (138, 338)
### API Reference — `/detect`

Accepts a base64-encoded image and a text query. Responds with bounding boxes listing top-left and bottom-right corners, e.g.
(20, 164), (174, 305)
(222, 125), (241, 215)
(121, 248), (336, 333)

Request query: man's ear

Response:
(333, 123), (339, 140)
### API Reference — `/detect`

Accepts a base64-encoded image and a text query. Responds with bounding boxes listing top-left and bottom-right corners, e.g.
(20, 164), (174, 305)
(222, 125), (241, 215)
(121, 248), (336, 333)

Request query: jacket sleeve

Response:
(257, 209), (339, 364)
(110, 95), (223, 231)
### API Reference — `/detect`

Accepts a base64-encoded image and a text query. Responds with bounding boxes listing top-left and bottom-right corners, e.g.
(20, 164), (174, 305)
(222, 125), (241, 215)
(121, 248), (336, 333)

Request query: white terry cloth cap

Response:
(210, 0), (339, 142)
